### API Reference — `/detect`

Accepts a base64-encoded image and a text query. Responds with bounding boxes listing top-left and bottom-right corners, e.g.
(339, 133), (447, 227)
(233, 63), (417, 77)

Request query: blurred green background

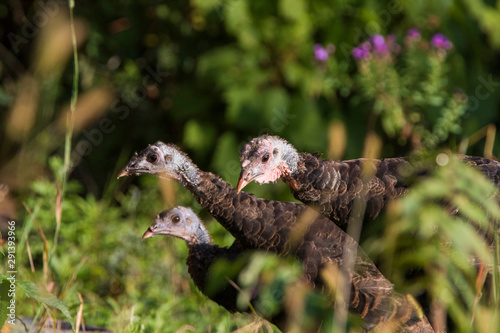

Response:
(1, 0), (500, 332)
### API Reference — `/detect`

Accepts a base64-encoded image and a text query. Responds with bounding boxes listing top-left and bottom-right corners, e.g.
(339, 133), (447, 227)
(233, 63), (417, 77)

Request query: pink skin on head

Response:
(255, 165), (283, 184)
(237, 138), (292, 192)
(254, 139), (293, 183)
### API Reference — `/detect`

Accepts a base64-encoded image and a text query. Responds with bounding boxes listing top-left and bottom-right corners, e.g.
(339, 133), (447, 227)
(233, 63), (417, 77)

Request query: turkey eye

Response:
(262, 154), (269, 163)
(172, 215), (180, 223)
(147, 154), (158, 163)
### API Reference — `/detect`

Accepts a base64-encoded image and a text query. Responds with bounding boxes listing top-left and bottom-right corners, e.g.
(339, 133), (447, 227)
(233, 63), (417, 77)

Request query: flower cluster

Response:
(352, 41), (371, 60)
(352, 29), (453, 61)
(430, 33), (453, 50)
(406, 28), (421, 40)
(347, 28), (461, 146)
(313, 30), (453, 64)
(351, 34), (401, 60)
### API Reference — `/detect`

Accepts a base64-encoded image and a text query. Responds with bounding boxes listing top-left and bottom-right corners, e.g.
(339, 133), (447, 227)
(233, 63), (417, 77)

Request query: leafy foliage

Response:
(366, 155), (500, 332)
(1, 0), (500, 331)
(352, 32), (466, 147)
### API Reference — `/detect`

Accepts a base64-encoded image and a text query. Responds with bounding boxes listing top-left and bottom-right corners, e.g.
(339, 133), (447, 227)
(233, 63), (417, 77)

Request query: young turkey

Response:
(144, 206), (343, 332)
(119, 142), (434, 332)
(143, 206), (244, 313)
(237, 135), (500, 229)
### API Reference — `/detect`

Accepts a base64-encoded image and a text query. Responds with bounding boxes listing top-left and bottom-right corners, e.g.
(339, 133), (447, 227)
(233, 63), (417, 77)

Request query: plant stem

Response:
(52, 0), (79, 258)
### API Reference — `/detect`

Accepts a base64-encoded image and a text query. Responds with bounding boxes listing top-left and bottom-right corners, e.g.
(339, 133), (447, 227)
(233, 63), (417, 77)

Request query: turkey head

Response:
(237, 135), (300, 192)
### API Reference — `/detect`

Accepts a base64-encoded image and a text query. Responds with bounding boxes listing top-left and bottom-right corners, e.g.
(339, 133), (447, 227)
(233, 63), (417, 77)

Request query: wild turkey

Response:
(143, 206), (335, 332)
(142, 207), (266, 321)
(119, 142), (434, 332)
(237, 135), (500, 230)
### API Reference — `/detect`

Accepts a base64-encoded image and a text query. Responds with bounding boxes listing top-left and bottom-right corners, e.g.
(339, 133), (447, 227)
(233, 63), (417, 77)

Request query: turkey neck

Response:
(174, 155), (201, 187)
(189, 221), (212, 245)
(180, 169), (261, 249)
(279, 140), (301, 174)
(186, 241), (217, 294)
(282, 152), (332, 192)
(184, 223), (216, 294)
(185, 238), (242, 314)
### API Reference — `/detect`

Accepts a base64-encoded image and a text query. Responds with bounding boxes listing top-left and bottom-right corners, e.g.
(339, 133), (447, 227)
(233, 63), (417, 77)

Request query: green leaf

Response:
(16, 280), (74, 329)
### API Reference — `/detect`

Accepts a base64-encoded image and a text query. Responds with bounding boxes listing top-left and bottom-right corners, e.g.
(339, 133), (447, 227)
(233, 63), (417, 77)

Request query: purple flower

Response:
(407, 28), (421, 39)
(352, 40), (372, 60)
(352, 46), (370, 60)
(371, 34), (389, 55)
(430, 33), (452, 50)
(314, 44), (329, 62)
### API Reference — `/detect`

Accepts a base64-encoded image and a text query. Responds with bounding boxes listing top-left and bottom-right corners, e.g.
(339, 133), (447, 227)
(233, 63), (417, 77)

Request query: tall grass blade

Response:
(53, 0), (80, 260)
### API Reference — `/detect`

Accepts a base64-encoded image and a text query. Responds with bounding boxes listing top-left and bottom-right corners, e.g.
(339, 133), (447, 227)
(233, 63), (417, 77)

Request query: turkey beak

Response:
(237, 169), (259, 193)
(117, 168), (129, 179)
(142, 227), (155, 240)
(236, 177), (249, 193)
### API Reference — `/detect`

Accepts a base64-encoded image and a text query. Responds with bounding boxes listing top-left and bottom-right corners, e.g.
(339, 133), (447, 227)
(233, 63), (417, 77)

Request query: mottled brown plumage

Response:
(238, 135), (500, 229)
(120, 142), (434, 332)
(286, 154), (411, 225)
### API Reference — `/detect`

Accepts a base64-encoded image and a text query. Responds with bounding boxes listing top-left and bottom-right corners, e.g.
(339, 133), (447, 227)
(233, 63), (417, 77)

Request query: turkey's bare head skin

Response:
(142, 206), (211, 245)
(237, 135), (299, 192)
(118, 141), (200, 186)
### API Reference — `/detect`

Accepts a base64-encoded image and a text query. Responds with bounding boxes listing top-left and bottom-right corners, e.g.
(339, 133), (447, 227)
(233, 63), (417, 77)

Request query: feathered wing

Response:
(181, 171), (433, 331)
(300, 217), (431, 331)
(284, 154), (500, 228)
(282, 155), (410, 227)
(459, 155), (500, 185)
